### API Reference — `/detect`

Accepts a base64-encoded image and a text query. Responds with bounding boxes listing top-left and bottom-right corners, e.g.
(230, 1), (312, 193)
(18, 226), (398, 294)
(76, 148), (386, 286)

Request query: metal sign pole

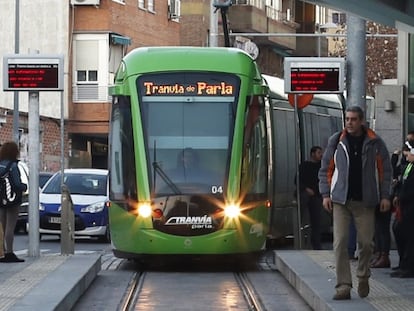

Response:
(28, 91), (40, 257)
(293, 94), (302, 250)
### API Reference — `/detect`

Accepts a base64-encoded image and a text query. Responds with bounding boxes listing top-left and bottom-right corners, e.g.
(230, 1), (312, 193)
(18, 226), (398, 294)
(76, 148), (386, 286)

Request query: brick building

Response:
(69, 0), (180, 168)
(0, 1), (180, 171)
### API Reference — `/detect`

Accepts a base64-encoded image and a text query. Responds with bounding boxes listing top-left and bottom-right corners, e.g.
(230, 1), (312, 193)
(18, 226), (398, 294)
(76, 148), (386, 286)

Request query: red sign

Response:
(288, 93), (314, 109)
(7, 63), (59, 89)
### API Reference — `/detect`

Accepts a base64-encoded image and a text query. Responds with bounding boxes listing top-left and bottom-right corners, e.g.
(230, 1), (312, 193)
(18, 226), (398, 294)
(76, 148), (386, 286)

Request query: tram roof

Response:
(121, 47), (262, 77)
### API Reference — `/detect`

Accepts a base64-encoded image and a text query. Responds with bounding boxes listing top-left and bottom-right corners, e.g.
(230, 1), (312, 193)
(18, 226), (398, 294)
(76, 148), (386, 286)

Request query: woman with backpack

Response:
(0, 141), (27, 263)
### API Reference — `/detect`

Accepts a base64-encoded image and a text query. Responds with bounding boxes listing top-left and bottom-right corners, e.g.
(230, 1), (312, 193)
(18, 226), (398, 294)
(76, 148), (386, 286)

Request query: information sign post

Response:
(284, 57), (345, 250)
(3, 54), (64, 257)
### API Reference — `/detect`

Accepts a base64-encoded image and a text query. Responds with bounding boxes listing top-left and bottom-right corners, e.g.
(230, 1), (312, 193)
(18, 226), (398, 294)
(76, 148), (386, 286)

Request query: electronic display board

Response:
(137, 72), (240, 97)
(3, 55), (64, 91)
(284, 57), (345, 94)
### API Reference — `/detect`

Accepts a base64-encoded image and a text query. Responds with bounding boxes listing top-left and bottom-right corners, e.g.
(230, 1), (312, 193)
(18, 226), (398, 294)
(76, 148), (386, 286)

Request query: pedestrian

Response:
(0, 141), (27, 263)
(319, 105), (392, 300)
(390, 131), (414, 271)
(390, 139), (414, 278)
(298, 146), (323, 250)
(370, 203), (391, 268)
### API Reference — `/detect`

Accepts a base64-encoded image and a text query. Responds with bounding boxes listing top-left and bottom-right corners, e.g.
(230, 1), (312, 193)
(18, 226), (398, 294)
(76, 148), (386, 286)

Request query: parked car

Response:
(16, 171), (54, 233)
(38, 168), (110, 242)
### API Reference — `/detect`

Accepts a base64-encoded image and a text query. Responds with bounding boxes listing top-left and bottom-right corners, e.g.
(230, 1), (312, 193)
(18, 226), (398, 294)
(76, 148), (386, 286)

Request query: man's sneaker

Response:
(333, 288), (351, 300)
(358, 278), (369, 298)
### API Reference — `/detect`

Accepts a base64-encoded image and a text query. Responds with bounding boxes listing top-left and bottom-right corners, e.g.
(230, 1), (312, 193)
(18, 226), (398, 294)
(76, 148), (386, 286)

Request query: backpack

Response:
(0, 161), (21, 208)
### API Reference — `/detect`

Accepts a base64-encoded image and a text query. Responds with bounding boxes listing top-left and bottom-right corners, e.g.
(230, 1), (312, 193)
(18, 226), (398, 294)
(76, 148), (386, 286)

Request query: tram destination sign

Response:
(3, 54), (64, 91)
(284, 57), (345, 94)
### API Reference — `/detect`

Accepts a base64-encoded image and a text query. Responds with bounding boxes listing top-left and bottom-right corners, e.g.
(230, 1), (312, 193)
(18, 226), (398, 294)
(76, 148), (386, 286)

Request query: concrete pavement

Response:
(0, 253), (101, 311)
(1, 247), (412, 311)
(275, 249), (414, 311)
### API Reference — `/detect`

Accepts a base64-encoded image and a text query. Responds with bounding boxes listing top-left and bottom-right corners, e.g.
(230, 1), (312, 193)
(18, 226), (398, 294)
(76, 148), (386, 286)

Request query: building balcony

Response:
(228, 2), (298, 52)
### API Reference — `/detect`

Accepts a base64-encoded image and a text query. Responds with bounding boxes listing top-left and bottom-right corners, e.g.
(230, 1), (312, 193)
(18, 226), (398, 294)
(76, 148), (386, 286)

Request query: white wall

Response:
(0, 0), (69, 119)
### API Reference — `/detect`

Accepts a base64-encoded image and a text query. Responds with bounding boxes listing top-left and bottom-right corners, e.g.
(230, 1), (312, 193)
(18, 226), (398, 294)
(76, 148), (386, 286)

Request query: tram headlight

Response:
(138, 203), (152, 218)
(224, 203), (240, 218)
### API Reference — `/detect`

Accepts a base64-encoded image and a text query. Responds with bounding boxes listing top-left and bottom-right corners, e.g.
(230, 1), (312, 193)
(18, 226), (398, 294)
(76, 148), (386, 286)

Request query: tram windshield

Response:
(138, 72), (240, 195)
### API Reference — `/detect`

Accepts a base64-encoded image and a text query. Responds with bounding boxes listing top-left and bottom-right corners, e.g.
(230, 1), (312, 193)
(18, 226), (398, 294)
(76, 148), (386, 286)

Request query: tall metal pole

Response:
(60, 92), (65, 181)
(28, 91), (40, 257)
(13, 0), (20, 144)
(209, 0), (218, 47)
(293, 94), (302, 249)
(347, 15), (367, 111)
(220, 7), (230, 47)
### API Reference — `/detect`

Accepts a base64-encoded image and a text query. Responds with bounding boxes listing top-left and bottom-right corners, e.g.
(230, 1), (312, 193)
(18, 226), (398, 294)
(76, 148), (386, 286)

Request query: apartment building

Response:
(180, 0), (325, 76)
(1, 0), (325, 170)
(0, 0), (180, 170)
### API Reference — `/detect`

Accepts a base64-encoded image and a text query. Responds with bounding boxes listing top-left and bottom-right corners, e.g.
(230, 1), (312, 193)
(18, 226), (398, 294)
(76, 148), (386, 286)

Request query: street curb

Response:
(275, 250), (377, 311)
(9, 254), (101, 311)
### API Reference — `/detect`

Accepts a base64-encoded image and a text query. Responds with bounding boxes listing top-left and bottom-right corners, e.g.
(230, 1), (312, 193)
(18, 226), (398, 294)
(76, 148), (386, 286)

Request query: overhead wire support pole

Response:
(220, 7), (230, 47)
(212, 0), (232, 47)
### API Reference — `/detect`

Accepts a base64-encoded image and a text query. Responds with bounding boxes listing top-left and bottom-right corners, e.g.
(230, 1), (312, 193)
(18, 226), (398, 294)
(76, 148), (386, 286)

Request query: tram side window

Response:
(241, 96), (268, 194)
(109, 96), (137, 202)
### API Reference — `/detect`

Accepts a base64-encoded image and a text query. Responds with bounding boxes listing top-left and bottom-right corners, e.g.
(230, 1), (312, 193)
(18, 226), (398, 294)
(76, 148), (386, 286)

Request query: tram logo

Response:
(165, 215), (213, 229)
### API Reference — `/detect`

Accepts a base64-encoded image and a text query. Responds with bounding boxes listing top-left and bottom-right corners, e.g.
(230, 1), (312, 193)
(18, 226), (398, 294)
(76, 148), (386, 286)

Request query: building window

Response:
(77, 70), (98, 83)
(73, 37), (103, 101)
(332, 12), (346, 25)
(138, 0), (154, 11)
(168, 0), (180, 20)
(148, 0), (154, 11)
(75, 40), (99, 84)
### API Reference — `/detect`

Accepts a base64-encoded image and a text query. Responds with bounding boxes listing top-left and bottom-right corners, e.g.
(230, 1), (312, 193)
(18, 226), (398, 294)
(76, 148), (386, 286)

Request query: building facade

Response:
(0, 0), (180, 171)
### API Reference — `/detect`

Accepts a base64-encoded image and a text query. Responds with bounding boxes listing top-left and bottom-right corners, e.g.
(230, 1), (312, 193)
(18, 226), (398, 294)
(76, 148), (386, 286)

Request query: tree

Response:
(329, 22), (397, 97)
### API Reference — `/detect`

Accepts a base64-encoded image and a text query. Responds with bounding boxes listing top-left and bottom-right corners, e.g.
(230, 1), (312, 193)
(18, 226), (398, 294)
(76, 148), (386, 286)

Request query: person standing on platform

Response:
(298, 146), (324, 250)
(0, 141), (27, 263)
(390, 132), (414, 271)
(319, 105), (392, 300)
(390, 140), (414, 278)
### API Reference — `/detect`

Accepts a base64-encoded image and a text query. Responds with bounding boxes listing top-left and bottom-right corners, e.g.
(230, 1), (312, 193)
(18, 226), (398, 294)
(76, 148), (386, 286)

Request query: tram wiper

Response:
(152, 161), (182, 195)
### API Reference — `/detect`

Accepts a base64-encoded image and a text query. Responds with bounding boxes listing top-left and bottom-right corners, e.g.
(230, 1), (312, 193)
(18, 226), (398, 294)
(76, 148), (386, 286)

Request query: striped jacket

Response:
(318, 128), (392, 207)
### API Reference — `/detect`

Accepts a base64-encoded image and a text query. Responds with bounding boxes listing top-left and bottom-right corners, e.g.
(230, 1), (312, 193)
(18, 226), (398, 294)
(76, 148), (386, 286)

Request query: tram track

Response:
(119, 271), (146, 311)
(119, 269), (266, 311)
(75, 251), (310, 311)
(234, 272), (266, 311)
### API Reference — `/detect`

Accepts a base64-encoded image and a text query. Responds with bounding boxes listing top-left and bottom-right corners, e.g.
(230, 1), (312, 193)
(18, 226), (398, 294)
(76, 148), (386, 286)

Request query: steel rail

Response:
(234, 272), (266, 311)
(119, 271), (146, 311)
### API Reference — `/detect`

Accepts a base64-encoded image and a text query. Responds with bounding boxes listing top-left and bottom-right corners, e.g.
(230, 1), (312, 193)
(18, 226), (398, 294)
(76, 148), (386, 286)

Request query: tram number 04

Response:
(211, 185), (223, 194)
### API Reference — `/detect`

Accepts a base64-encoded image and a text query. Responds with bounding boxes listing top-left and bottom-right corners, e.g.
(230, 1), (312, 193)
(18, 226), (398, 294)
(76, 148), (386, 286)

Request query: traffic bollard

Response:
(61, 184), (75, 255)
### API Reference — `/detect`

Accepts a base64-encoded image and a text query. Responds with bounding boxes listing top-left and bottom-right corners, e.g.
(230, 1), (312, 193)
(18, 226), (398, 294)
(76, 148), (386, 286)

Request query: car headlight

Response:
(80, 201), (106, 213)
(39, 204), (45, 211)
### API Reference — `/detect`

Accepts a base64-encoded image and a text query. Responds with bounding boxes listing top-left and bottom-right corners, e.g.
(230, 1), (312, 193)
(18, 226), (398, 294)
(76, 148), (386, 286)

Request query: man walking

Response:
(319, 105), (392, 300)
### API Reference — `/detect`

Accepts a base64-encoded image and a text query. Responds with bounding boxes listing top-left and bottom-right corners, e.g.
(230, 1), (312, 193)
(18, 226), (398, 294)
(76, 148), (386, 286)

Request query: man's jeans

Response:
(333, 201), (375, 288)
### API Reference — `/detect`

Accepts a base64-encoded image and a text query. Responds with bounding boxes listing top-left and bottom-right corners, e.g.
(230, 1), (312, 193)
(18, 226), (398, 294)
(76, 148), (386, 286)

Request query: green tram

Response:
(108, 47), (271, 258)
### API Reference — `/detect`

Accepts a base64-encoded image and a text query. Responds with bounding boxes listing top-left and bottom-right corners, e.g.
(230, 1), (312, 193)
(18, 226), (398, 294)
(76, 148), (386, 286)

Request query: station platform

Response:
(1, 248), (412, 311)
(0, 252), (101, 311)
(275, 249), (414, 311)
